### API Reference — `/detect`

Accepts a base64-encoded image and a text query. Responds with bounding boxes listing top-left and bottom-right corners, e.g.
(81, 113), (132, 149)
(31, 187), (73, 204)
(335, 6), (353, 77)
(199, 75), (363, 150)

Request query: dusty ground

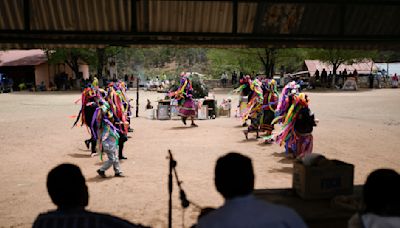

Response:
(0, 88), (399, 228)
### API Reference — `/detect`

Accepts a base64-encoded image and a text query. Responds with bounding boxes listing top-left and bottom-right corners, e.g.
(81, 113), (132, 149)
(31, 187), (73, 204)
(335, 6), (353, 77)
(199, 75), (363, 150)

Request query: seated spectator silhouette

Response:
(348, 169), (400, 228)
(197, 153), (306, 228)
(33, 163), (148, 228)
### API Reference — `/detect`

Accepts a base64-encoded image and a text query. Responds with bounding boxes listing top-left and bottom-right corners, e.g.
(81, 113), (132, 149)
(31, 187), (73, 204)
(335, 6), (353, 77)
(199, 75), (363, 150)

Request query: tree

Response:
(308, 49), (377, 87)
(374, 50), (400, 63)
(206, 48), (307, 79)
(206, 49), (262, 78)
(277, 48), (309, 73)
(308, 49), (377, 75)
(257, 48), (277, 78)
(47, 48), (95, 79)
(94, 46), (125, 79)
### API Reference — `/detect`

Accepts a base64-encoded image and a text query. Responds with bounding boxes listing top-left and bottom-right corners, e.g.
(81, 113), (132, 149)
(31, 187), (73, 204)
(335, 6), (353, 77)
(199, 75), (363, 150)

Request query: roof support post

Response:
(131, 0), (137, 32)
(143, 0), (149, 32)
(24, 0), (30, 31)
(253, 1), (267, 33)
(232, 0), (238, 34)
(339, 3), (346, 35)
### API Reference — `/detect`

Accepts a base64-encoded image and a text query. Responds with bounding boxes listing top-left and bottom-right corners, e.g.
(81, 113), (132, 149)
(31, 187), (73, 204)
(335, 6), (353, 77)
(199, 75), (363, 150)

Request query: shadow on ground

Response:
(86, 176), (112, 183)
(278, 157), (294, 164)
(269, 166), (293, 174)
(169, 126), (197, 130)
(271, 151), (287, 158)
(239, 138), (258, 143)
(68, 153), (91, 158)
(258, 141), (274, 147)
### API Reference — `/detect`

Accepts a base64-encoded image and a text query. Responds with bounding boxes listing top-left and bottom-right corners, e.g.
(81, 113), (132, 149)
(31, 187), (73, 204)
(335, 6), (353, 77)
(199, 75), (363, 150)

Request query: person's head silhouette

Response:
(215, 153), (254, 199)
(47, 164), (88, 210)
(363, 169), (400, 216)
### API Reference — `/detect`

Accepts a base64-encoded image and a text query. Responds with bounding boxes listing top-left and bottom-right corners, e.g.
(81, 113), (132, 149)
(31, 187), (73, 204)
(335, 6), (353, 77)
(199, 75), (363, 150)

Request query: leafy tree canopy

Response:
(307, 49), (378, 74)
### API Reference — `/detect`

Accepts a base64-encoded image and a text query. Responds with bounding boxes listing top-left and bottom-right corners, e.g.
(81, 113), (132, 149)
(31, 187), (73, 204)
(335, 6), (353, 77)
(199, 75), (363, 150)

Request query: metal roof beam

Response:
(1, 31), (400, 40)
(171, 0), (400, 4)
(1, 37), (399, 49)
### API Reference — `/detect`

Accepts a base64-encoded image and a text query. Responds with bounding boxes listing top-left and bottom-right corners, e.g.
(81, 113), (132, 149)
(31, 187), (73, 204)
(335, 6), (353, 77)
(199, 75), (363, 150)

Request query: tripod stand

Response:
(167, 150), (191, 228)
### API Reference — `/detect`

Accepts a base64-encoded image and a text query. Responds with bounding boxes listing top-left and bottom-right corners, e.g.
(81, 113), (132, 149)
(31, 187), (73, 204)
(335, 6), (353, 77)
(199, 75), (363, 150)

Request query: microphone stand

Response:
(167, 150), (190, 228)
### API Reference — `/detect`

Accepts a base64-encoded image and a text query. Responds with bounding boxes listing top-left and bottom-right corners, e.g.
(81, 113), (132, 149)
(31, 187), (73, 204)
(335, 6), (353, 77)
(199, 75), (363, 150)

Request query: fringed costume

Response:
(73, 79), (130, 177)
(272, 82), (317, 158)
(94, 97), (123, 177)
(105, 81), (129, 159)
(235, 75), (252, 126)
(260, 79), (279, 143)
(241, 78), (264, 139)
(73, 86), (99, 155)
(169, 73), (198, 126)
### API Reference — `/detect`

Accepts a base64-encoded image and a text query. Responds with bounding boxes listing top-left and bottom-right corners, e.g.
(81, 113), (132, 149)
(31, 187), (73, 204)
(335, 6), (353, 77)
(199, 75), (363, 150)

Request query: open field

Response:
(0, 88), (399, 227)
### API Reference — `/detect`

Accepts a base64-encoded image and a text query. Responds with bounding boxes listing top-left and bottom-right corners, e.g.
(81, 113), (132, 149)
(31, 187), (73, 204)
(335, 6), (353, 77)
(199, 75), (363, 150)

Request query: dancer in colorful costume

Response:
(260, 79), (279, 143)
(105, 81), (130, 159)
(73, 79), (125, 177)
(169, 73), (198, 127)
(272, 81), (317, 158)
(73, 81), (99, 156)
(241, 77), (264, 139)
(92, 96), (123, 177)
(236, 75), (252, 126)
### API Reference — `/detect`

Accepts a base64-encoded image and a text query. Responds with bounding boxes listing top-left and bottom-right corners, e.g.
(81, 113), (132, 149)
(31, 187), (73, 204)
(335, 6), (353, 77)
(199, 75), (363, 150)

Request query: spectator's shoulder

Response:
(255, 200), (307, 227)
(90, 211), (149, 228)
(197, 209), (221, 228)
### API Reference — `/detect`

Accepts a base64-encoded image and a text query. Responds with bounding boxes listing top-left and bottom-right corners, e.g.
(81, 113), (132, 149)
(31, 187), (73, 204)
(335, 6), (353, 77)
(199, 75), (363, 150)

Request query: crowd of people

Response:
(310, 68), (400, 90)
(310, 68), (359, 90)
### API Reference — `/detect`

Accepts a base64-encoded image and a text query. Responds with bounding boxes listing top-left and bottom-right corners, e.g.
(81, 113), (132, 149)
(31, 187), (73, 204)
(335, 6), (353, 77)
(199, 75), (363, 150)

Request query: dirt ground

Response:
(0, 88), (399, 228)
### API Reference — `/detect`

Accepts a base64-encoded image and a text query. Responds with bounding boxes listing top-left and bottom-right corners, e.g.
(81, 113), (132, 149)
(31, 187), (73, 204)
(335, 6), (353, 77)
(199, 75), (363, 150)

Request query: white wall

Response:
(35, 63), (50, 87)
(79, 64), (89, 79)
(35, 63), (89, 89)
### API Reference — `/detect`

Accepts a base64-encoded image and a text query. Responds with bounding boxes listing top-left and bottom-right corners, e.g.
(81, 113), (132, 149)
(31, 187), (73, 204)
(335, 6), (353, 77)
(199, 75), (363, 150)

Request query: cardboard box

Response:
(292, 160), (354, 200)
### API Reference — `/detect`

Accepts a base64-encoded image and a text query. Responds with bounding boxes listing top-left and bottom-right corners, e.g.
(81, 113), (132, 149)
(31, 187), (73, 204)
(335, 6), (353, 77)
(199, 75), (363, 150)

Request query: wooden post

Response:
(136, 77), (139, 117)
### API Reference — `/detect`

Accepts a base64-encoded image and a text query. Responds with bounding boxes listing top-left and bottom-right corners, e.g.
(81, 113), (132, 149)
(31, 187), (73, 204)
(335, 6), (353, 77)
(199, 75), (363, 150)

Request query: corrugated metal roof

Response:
(141, 1), (232, 33)
(1, 0), (400, 48)
(0, 49), (46, 66)
(0, 54), (47, 66)
(0, 0), (24, 30)
(30, 0), (131, 31)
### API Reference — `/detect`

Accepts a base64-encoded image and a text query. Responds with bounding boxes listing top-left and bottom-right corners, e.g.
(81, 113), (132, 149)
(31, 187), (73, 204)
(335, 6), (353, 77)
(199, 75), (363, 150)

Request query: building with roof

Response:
(0, 50), (89, 90)
(304, 60), (377, 77)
